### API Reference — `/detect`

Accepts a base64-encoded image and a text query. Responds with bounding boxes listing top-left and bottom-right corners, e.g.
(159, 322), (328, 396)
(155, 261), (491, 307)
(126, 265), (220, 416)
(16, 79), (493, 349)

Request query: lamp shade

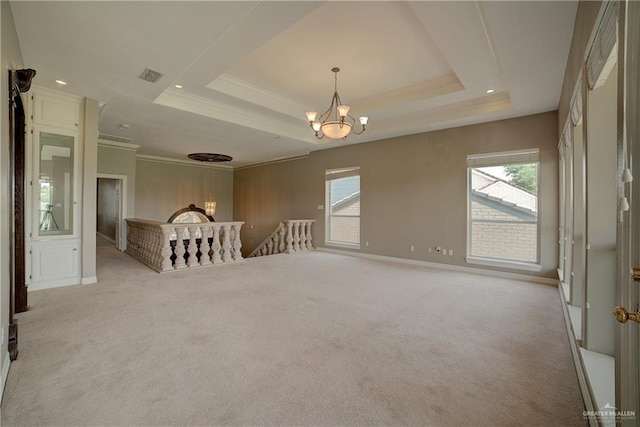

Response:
(322, 121), (352, 139)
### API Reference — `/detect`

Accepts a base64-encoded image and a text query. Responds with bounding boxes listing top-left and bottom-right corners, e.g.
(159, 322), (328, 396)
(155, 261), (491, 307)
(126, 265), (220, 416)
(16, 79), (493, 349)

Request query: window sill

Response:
(465, 256), (542, 272)
(324, 241), (360, 250)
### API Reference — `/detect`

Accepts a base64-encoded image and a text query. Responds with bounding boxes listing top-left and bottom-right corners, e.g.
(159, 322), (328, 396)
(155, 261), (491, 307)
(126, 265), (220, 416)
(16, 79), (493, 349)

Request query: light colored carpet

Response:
(1, 244), (585, 426)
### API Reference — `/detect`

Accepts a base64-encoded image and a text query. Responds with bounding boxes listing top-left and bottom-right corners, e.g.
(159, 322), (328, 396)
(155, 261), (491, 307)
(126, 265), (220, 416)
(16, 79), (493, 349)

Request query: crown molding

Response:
(234, 154), (310, 171)
(136, 154), (233, 170)
(98, 139), (141, 152)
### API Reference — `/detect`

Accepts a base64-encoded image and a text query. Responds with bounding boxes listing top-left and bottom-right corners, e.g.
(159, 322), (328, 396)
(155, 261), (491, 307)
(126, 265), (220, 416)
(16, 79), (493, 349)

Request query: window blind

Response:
(570, 81), (583, 126)
(467, 149), (539, 168)
(325, 167), (360, 181)
(586, 1), (618, 90)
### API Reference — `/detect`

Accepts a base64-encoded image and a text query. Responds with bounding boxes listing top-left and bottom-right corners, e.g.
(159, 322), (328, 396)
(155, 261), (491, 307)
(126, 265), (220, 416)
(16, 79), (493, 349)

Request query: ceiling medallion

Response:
(188, 153), (233, 162)
(305, 67), (368, 140)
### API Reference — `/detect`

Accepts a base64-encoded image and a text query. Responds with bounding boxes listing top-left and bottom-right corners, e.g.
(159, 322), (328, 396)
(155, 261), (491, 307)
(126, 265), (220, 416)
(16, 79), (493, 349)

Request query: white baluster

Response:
(232, 223), (243, 261)
(299, 221), (307, 251)
(211, 225), (222, 264)
(278, 222), (286, 253)
(285, 221), (294, 253)
(293, 221), (301, 252)
(161, 226), (174, 271)
(199, 224), (212, 266)
(221, 225), (232, 262)
(306, 221), (314, 250)
(174, 226), (187, 269)
(187, 226), (199, 268)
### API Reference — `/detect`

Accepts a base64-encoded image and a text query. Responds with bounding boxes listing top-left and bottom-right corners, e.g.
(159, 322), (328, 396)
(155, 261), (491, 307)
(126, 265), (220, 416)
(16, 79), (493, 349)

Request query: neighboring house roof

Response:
(330, 176), (360, 204)
(471, 169), (537, 216)
(332, 191), (360, 211)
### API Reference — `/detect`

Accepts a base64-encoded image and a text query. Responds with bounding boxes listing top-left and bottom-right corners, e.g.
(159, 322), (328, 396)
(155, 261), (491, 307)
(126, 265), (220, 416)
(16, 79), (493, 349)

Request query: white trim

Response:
(28, 277), (81, 291)
(324, 241), (361, 250)
(465, 256), (542, 272)
(136, 154), (233, 170)
(81, 276), (98, 285)
(317, 247), (557, 285)
(558, 283), (598, 426)
(97, 139), (141, 152)
(1, 350), (10, 404)
(234, 154), (309, 171)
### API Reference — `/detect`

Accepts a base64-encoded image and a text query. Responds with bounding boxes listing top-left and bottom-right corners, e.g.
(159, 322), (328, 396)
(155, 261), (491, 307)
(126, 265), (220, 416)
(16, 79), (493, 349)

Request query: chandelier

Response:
(188, 153), (233, 218)
(305, 67), (368, 139)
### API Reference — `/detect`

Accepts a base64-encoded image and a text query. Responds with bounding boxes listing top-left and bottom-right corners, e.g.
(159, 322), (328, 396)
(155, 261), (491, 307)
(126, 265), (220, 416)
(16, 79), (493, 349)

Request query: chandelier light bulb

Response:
(306, 111), (318, 122)
(337, 105), (350, 118)
(312, 121), (321, 132)
(359, 116), (369, 125)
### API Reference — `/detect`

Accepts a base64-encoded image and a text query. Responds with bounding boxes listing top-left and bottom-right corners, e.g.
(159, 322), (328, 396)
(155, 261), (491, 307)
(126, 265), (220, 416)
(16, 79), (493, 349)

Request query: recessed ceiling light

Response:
(486, 89), (495, 94)
(55, 79), (67, 86)
(174, 84), (183, 89)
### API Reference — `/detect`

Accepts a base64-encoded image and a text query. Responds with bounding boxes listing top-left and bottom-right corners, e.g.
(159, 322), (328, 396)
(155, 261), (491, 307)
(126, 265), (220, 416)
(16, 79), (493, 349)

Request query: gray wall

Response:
(235, 111), (559, 278)
(136, 158), (233, 223)
(97, 142), (137, 219)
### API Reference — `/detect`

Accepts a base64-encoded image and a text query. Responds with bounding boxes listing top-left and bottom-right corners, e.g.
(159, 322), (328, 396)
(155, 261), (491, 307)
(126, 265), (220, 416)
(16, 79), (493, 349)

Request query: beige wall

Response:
(97, 142), (138, 219)
(135, 158), (233, 223)
(235, 111), (559, 278)
(1, 0), (24, 392)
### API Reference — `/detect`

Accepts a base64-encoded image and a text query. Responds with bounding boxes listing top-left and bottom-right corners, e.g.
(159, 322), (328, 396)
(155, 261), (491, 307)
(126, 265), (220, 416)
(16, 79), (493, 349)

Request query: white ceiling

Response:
(10, 1), (578, 167)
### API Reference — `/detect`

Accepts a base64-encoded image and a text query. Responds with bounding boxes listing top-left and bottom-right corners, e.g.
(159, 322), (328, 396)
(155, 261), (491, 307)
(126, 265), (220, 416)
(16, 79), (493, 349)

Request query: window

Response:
(467, 149), (540, 270)
(325, 167), (360, 248)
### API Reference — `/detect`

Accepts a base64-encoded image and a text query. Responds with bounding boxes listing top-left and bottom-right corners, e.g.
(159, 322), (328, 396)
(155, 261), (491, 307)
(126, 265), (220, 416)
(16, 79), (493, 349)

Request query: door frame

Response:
(96, 173), (127, 251)
(616, 0), (639, 422)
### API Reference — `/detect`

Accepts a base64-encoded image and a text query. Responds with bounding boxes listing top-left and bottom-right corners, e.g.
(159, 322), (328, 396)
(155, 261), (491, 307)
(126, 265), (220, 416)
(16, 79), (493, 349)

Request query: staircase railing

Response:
(125, 219), (244, 272)
(248, 219), (315, 258)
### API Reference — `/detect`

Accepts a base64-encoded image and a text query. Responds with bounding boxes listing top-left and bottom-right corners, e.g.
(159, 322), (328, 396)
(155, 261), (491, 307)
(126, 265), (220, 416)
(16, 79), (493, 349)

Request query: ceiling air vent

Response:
(138, 68), (163, 83)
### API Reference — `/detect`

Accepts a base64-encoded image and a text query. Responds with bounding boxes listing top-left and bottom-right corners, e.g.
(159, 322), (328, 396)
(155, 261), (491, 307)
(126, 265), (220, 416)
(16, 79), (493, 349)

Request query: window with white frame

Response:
(467, 149), (540, 269)
(325, 167), (360, 248)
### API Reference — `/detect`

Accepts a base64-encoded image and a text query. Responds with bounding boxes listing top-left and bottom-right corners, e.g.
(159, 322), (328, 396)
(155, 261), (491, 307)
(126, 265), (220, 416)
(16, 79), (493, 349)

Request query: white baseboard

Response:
(81, 276), (98, 285)
(316, 247), (557, 285)
(1, 350), (10, 404)
(28, 277), (81, 292)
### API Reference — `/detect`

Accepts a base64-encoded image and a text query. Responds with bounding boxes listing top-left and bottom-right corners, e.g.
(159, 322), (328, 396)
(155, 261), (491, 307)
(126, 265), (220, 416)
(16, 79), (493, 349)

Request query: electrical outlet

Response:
(442, 248), (446, 255)
(410, 245), (415, 252)
(365, 241), (369, 247)
(436, 246), (441, 253)
(428, 247), (432, 253)
(448, 249), (453, 256)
